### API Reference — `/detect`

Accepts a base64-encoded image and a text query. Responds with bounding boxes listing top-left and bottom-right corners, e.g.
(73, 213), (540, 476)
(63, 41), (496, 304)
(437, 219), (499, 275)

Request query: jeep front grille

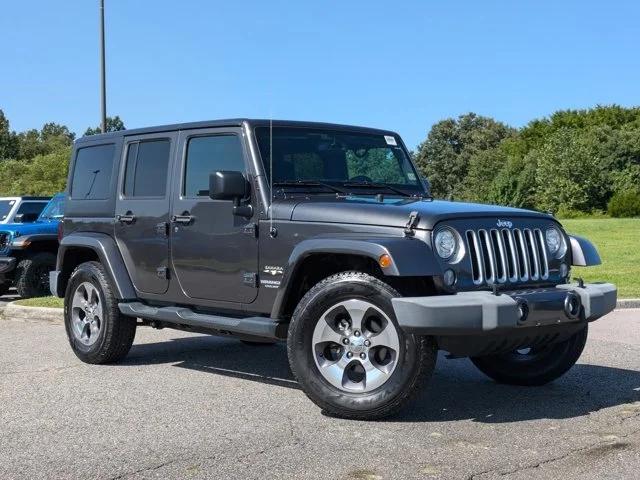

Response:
(0, 233), (9, 255)
(466, 228), (549, 285)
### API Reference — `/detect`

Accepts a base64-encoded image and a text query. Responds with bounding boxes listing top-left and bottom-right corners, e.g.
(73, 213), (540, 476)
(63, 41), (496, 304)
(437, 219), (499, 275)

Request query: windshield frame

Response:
(38, 194), (65, 220)
(253, 125), (427, 198)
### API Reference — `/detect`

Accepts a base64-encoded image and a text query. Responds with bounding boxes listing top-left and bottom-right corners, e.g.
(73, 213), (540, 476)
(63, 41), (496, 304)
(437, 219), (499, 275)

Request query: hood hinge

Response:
(404, 211), (420, 237)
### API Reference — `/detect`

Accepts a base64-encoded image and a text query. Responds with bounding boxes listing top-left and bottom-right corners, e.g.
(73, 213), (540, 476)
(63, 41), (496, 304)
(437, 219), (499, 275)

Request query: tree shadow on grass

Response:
(122, 335), (640, 423)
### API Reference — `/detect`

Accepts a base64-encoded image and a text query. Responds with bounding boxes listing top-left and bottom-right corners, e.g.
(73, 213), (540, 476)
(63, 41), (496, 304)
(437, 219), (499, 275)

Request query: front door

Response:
(170, 127), (258, 303)
(115, 132), (175, 295)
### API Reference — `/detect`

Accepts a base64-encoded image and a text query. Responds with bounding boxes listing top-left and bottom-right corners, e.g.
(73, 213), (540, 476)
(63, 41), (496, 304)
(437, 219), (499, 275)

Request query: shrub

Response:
(608, 191), (640, 217)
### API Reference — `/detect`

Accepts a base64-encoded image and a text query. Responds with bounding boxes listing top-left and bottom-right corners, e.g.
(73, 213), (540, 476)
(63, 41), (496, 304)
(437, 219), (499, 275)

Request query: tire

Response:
(0, 282), (10, 297)
(64, 261), (136, 364)
(470, 325), (588, 386)
(15, 252), (56, 298)
(287, 271), (436, 420)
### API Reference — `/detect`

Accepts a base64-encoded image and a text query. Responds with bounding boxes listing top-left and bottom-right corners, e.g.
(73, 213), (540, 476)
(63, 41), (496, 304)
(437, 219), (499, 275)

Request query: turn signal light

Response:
(378, 254), (392, 268)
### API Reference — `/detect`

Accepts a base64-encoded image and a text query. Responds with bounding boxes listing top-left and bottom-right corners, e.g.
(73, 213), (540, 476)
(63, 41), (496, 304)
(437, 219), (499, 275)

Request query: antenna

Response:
(269, 112), (277, 238)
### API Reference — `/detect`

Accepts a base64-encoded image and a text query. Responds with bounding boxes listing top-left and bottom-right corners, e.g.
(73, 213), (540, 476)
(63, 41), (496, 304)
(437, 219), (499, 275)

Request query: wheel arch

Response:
(271, 237), (442, 320)
(54, 233), (136, 300)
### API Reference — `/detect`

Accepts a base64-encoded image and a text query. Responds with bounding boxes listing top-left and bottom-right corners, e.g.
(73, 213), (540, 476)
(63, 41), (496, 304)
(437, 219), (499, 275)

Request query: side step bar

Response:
(118, 302), (287, 340)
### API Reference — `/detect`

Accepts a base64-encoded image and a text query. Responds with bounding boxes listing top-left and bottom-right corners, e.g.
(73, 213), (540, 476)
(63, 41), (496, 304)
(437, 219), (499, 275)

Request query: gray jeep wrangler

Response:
(51, 119), (616, 419)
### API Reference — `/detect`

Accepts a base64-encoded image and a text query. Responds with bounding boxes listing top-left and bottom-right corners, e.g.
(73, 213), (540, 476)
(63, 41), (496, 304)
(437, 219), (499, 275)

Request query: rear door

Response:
(115, 132), (176, 295)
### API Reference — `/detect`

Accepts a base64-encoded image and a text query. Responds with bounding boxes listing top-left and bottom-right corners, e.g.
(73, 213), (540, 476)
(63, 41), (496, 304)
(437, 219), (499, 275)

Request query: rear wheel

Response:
(470, 325), (588, 386)
(64, 261), (136, 364)
(287, 271), (436, 420)
(0, 282), (10, 297)
(15, 252), (56, 298)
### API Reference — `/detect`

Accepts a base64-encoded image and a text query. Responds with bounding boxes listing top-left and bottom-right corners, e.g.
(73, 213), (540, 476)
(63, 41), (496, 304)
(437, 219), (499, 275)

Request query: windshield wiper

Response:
(342, 181), (416, 198)
(273, 180), (347, 194)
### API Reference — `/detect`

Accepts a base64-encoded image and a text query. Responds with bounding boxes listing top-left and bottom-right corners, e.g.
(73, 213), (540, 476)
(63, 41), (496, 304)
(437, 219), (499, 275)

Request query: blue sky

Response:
(1, 0), (638, 148)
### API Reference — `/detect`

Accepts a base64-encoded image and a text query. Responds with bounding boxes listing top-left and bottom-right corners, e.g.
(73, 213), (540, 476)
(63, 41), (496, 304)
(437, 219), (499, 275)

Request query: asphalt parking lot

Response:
(1, 308), (639, 480)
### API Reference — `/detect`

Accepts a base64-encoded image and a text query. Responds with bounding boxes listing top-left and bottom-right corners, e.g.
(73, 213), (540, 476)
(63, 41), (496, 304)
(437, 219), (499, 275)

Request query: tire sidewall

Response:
(64, 263), (112, 360)
(289, 275), (423, 414)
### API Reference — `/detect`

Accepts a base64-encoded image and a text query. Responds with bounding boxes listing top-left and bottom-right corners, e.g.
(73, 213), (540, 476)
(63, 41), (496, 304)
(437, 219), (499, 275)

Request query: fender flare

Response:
(9, 233), (58, 250)
(271, 236), (442, 319)
(568, 234), (601, 267)
(55, 232), (136, 299)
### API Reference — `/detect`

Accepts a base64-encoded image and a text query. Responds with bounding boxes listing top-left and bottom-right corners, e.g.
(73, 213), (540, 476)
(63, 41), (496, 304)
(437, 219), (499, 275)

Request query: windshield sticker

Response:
(407, 172), (417, 181)
(384, 135), (397, 146)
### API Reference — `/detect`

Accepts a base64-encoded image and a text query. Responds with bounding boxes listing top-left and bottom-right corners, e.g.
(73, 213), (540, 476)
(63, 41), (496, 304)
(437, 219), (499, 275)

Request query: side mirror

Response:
(209, 170), (253, 217)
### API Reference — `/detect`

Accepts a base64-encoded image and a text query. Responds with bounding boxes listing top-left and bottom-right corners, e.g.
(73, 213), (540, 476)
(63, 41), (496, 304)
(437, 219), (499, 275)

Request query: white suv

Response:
(0, 197), (50, 224)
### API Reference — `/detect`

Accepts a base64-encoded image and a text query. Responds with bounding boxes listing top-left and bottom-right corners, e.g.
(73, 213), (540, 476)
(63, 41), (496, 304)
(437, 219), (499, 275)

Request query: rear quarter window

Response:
(70, 144), (116, 200)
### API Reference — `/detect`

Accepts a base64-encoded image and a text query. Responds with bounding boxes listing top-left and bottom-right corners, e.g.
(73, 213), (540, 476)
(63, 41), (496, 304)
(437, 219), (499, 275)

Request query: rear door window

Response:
(70, 144), (116, 200)
(123, 140), (171, 197)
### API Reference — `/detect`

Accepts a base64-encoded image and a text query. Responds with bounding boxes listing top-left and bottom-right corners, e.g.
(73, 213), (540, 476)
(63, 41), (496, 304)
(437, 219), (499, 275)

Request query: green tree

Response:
(84, 116), (126, 136)
(16, 122), (74, 160)
(534, 129), (610, 213)
(0, 109), (19, 160)
(0, 147), (70, 196)
(414, 113), (514, 200)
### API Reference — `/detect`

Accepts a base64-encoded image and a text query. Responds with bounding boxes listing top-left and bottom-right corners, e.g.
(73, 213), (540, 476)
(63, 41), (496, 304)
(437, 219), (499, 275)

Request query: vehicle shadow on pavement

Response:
(123, 335), (300, 390)
(123, 336), (640, 423)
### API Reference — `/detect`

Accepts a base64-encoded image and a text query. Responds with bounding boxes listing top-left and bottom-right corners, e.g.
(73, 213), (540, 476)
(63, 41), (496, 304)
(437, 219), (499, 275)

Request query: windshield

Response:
(0, 200), (16, 222)
(255, 127), (425, 195)
(38, 194), (65, 220)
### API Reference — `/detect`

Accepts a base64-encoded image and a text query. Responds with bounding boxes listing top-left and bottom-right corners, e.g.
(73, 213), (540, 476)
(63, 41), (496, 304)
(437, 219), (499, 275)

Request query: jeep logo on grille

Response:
(497, 219), (513, 228)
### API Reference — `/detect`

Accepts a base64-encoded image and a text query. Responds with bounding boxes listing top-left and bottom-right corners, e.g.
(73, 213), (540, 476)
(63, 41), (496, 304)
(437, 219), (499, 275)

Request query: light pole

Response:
(99, 0), (107, 133)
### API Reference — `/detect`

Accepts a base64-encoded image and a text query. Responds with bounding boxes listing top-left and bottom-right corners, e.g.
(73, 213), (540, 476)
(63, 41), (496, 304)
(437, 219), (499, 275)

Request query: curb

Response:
(617, 299), (640, 309)
(2, 303), (63, 324)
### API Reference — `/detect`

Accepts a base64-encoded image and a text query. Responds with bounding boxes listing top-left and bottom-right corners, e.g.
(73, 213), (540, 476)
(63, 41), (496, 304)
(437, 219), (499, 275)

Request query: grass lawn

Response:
(14, 296), (64, 308)
(561, 218), (640, 298)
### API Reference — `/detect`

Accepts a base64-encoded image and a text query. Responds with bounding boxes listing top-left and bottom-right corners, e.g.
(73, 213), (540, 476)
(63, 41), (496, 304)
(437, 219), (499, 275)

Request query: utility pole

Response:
(99, 0), (107, 133)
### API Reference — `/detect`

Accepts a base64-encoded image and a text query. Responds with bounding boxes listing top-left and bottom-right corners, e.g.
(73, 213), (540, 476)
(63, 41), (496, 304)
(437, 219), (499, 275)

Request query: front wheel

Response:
(287, 272), (436, 420)
(470, 325), (588, 386)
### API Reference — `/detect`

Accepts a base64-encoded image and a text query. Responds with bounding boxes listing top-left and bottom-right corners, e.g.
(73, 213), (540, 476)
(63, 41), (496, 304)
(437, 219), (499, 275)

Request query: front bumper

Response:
(0, 257), (17, 275)
(392, 283), (617, 335)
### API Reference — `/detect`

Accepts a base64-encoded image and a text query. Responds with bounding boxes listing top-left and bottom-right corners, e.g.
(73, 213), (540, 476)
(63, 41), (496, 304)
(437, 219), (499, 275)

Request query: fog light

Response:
(443, 269), (456, 287)
(559, 262), (568, 279)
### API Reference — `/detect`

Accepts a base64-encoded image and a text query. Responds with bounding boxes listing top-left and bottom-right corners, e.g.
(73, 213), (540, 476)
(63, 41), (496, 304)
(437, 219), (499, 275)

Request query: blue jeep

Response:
(0, 193), (65, 298)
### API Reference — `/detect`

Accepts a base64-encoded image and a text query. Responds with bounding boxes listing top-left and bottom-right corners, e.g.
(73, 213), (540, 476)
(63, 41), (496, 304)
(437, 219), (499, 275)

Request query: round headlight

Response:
(435, 229), (458, 260)
(545, 227), (565, 257)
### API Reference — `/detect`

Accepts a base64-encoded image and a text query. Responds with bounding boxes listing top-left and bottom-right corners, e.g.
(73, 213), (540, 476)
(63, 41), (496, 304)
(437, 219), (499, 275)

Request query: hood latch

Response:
(404, 211), (420, 237)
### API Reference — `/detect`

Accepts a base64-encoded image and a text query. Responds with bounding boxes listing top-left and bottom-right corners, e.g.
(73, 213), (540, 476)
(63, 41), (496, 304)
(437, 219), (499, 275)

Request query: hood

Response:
(0, 219), (59, 236)
(272, 195), (551, 230)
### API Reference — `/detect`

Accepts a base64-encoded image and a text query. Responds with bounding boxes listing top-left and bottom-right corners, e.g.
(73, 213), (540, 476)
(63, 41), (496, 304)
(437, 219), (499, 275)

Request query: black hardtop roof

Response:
(74, 119), (400, 145)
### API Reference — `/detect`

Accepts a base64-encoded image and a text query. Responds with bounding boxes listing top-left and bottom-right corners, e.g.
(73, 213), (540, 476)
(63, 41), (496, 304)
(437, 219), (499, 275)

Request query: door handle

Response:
(116, 212), (136, 224)
(172, 213), (194, 225)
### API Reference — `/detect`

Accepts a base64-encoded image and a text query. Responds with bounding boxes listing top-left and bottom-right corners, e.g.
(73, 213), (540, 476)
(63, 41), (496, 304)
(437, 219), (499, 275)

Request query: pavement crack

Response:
(105, 457), (186, 480)
(468, 423), (640, 479)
